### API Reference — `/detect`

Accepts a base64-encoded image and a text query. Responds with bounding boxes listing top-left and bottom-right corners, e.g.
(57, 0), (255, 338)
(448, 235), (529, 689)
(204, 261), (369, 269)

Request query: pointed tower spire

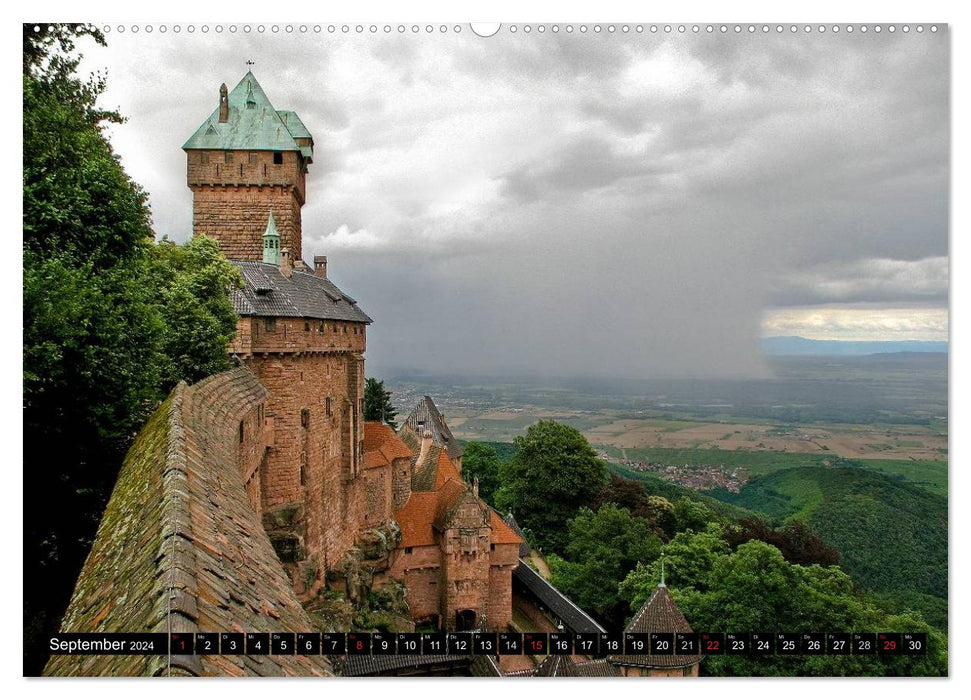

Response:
(659, 556), (666, 588)
(262, 210), (280, 265)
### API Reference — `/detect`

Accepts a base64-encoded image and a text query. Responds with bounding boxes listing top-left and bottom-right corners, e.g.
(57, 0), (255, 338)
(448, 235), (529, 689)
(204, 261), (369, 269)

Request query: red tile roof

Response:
(433, 450), (462, 489)
(363, 421), (413, 470)
(395, 492), (439, 547)
(489, 511), (522, 544)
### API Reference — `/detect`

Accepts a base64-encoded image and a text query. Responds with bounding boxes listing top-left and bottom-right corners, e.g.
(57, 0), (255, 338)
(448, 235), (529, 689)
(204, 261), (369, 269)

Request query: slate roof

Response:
(183, 71), (311, 158)
(608, 585), (703, 669)
(512, 561), (606, 635)
(231, 261), (371, 323)
(44, 370), (332, 677)
(404, 395), (463, 460)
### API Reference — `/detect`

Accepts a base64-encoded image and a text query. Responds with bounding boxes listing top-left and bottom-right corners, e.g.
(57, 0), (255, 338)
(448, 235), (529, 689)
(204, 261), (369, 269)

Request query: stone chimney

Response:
(218, 83), (229, 123)
(280, 247), (293, 278)
(314, 255), (328, 278)
(416, 429), (434, 471)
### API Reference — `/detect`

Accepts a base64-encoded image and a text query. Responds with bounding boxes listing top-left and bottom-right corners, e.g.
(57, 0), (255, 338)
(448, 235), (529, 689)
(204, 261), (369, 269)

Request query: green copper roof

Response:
(262, 210), (280, 265)
(183, 71), (311, 153)
(276, 111), (312, 139)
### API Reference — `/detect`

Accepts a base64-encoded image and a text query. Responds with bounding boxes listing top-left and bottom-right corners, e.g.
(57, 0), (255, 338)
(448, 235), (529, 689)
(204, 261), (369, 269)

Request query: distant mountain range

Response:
(762, 336), (947, 356)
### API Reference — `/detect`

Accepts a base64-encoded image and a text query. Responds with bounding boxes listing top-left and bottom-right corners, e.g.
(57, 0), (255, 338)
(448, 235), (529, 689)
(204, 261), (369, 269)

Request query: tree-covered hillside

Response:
(712, 467), (947, 628)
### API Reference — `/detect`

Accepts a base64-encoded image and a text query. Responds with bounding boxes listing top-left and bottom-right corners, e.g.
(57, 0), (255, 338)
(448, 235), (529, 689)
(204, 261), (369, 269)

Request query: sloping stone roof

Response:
(231, 261), (371, 323)
(44, 369), (332, 677)
(411, 444), (444, 492)
(183, 71), (309, 155)
(512, 561), (606, 635)
(609, 585), (703, 669)
(404, 395), (463, 460)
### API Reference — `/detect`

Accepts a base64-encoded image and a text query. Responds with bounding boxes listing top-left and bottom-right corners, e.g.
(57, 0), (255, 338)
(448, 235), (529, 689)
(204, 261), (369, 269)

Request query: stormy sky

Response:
(79, 24), (949, 378)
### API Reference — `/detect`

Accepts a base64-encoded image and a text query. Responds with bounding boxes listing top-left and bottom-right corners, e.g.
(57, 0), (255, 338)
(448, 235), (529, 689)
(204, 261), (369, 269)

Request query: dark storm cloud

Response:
(498, 136), (669, 203)
(767, 256), (948, 306)
(80, 27), (949, 377)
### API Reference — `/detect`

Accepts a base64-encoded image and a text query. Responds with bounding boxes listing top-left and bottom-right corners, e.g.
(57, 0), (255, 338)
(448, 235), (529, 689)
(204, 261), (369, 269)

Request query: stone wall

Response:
(189, 180), (304, 261)
(229, 317), (367, 357)
(391, 455), (412, 510)
(361, 465), (392, 529)
(244, 344), (365, 577)
(44, 367), (332, 677)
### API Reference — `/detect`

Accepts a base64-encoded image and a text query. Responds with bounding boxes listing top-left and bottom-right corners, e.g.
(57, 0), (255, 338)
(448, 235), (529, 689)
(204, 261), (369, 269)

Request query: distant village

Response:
(602, 455), (748, 494)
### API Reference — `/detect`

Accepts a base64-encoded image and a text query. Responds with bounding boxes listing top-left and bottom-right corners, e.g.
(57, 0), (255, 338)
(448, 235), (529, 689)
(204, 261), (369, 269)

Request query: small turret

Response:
(262, 210), (280, 265)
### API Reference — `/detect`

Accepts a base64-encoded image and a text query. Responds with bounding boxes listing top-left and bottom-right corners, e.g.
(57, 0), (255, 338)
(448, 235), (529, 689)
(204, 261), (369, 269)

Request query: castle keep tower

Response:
(183, 71), (313, 262)
(185, 71), (376, 589)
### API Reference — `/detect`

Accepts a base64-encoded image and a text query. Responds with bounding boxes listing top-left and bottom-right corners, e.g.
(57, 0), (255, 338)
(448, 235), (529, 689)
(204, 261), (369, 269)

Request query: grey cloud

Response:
(498, 137), (668, 203)
(78, 29), (948, 379)
(768, 257), (948, 306)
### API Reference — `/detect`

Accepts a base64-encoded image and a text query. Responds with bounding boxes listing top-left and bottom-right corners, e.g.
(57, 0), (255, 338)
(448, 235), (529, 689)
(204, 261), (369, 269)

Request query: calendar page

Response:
(23, 15), (949, 682)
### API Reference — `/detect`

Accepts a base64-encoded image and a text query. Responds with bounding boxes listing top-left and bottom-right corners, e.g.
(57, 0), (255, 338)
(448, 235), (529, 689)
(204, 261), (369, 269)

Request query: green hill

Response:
(713, 466), (947, 623)
(608, 463), (759, 522)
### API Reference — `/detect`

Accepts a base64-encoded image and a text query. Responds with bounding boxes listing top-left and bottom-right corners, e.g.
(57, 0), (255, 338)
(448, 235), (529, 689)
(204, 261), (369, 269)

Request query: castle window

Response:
(273, 152), (283, 165)
(343, 325), (348, 333)
(238, 164), (243, 176)
(304, 321), (310, 332)
(300, 464), (306, 486)
(301, 409), (310, 428)
(249, 152), (258, 165)
(490, 544), (496, 551)
(318, 321), (325, 332)
(224, 151), (233, 163)
(405, 547), (413, 554)
(238, 421), (244, 443)
(263, 164), (267, 177)
(200, 152), (209, 164)
(264, 318), (276, 332)
(326, 397), (333, 416)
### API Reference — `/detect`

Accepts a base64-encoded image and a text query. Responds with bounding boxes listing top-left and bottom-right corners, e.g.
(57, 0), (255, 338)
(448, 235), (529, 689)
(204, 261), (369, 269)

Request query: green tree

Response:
(549, 504), (661, 626)
(622, 538), (946, 676)
(461, 442), (503, 506)
(673, 496), (715, 533)
(364, 377), (398, 428)
(620, 524), (730, 609)
(494, 420), (608, 552)
(147, 236), (242, 386)
(23, 26), (241, 674)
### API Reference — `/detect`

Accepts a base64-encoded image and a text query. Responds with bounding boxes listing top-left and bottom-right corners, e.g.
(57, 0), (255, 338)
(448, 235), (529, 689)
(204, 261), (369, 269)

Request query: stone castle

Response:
(44, 72), (697, 677)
